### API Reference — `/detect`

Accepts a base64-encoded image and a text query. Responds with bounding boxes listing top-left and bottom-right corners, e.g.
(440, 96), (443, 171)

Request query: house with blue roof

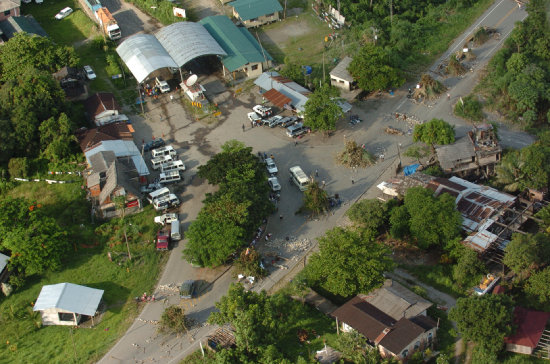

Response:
(200, 15), (272, 79)
(229, 0), (282, 28)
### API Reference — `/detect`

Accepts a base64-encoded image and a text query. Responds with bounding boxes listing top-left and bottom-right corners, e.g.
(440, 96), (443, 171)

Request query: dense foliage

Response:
(346, 199), (388, 232)
(0, 34), (80, 169)
(389, 187), (462, 250)
(477, 0), (550, 126)
(302, 181), (329, 216)
(348, 43), (403, 92)
(303, 84), (343, 133)
(495, 134), (550, 192)
(503, 233), (550, 277)
(0, 197), (69, 286)
(159, 305), (192, 334)
(413, 118), (455, 150)
(304, 227), (394, 299)
(183, 141), (273, 267)
(449, 295), (514, 354)
(208, 284), (331, 362)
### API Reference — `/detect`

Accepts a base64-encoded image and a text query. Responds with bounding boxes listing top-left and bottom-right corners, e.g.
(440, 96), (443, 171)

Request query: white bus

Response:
(151, 155), (173, 170)
(152, 145), (177, 158)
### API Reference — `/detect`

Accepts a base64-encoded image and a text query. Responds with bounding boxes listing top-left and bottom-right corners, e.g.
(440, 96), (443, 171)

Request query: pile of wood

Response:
(385, 126), (403, 135)
(413, 74), (447, 100)
(337, 140), (376, 168)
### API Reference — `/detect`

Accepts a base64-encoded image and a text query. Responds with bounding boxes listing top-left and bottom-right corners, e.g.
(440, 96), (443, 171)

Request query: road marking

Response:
(447, 0), (506, 56)
(494, 5), (517, 28)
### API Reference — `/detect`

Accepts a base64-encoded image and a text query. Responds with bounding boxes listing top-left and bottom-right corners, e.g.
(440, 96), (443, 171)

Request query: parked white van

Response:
(152, 145), (177, 158)
(147, 187), (170, 203)
(289, 166), (310, 191)
(151, 155), (173, 170)
(286, 123), (308, 138)
(170, 220), (181, 241)
(161, 160), (186, 173)
(153, 194), (180, 211)
(159, 171), (181, 184)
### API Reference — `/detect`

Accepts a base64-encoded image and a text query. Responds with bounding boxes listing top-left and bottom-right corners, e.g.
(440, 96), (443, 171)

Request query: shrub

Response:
(454, 95), (484, 121)
(8, 157), (31, 178)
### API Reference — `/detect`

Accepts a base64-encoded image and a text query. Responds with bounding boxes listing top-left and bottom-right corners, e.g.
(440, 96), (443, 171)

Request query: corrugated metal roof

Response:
(200, 16), (272, 72)
(263, 88), (291, 107)
(85, 140), (149, 176)
(255, 71), (309, 112)
(155, 22), (226, 68)
(0, 253), (9, 273)
(330, 56), (353, 82)
(33, 283), (104, 316)
(229, 0), (282, 21)
(116, 34), (178, 83)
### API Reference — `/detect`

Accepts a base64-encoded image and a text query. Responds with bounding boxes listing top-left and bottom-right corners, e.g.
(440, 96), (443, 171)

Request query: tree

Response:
(303, 84), (343, 133)
(400, 187), (462, 249)
(346, 199), (387, 232)
(234, 248), (266, 278)
(348, 43), (404, 92)
(302, 181), (329, 216)
(0, 197), (70, 286)
(38, 113), (78, 161)
(158, 305), (192, 335)
(0, 33), (78, 81)
(413, 118), (455, 151)
(503, 233), (550, 277)
(304, 227), (395, 298)
(389, 205), (410, 239)
(525, 267), (550, 307)
(453, 248), (483, 287)
(496, 143), (550, 192)
(449, 295), (514, 353)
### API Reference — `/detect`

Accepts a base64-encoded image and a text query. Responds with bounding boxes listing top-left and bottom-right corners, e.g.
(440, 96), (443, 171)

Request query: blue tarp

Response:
(403, 163), (420, 176)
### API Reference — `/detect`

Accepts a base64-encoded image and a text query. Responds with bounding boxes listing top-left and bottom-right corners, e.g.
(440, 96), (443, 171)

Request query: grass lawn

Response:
(0, 182), (167, 364)
(401, 263), (469, 299)
(22, 1), (99, 46)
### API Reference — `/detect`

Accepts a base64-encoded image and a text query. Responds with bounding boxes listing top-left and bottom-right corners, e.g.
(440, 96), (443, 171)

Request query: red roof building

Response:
(505, 307), (550, 355)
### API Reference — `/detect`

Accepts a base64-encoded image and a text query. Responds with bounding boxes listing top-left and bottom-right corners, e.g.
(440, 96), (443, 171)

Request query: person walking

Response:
(294, 140), (298, 146)
(242, 124), (245, 132)
(447, 93), (451, 100)
(315, 169), (319, 177)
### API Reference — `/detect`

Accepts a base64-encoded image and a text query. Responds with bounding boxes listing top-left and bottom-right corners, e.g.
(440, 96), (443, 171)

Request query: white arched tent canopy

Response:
(116, 22), (227, 84)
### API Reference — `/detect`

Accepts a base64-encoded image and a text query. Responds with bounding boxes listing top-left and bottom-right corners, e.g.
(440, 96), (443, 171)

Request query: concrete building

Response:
(330, 56), (354, 91)
(33, 283), (104, 326)
(201, 15), (272, 79)
(229, 0), (282, 28)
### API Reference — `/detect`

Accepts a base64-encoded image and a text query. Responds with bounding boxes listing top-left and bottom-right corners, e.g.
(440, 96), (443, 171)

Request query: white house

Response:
(330, 56), (354, 91)
(33, 283), (104, 326)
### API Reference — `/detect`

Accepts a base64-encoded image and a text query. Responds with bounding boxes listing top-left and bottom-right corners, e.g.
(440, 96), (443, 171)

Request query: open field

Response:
(0, 183), (166, 363)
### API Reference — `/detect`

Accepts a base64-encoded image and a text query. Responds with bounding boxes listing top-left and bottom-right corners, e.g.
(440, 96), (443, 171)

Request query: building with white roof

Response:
(33, 283), (104, 326)
(85, 140), (149, 177)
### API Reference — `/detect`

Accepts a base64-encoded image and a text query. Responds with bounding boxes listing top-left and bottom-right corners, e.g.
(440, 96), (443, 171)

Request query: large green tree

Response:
(413, 118), (455, 151)
(184, 141), (272, 267)
(303, 84), (343, 133)
(496, 142), (550, 192)
(397, 187), (462, 249)
(304, 227), (395, 298)
(0, 197), (70, 286)
(449, 295), (515, 354)
(525, 267), (550, 308)
(348, 43), (403, 92)
(302, 181), (329, 216)
(503, 233), (550, 277)
(346, 199), (387, 232)
(453, 248), (483, 288)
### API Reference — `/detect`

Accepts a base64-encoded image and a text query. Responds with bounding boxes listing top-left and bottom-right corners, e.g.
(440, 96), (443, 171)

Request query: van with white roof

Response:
(161, 160), (186, 173)
(289, 166), (310, 191)
(147, 187), (170, 203)
(151, 155), (173, 170)
(151, 145), (177, 158)
(153, 194), (180, 211)
(159, 171), (181, 184)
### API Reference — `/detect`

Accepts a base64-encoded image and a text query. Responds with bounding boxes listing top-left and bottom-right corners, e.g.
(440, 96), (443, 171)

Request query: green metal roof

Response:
(229, 0), (282, 21)
(200, 16), (272, 72)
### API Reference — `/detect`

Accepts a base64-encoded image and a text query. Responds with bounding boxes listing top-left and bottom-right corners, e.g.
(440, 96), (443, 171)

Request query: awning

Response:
(263, 88), (291, 108)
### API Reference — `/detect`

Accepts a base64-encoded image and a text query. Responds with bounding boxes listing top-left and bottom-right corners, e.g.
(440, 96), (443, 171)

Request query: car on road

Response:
(265, 158), (278, 175)
(83, 65), (96, 80)
(253, 105), (272, 118)
(349, 114), (362, 125)
(156, 229), (170, 250)
(55, 7), (73, 20)
(143, 138), (165, 152)
(247, 112), (261, 124)
(180, 280), (196, 299)
(268, 176), (281, 192)
(154, 213), (178, 225)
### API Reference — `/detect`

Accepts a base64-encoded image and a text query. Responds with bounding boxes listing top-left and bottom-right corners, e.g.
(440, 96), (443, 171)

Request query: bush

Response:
(159, 305), (193, 335)
(346, 199), (387, 232)
(8, 157), (31, 178)
(454, 95), (484, 121)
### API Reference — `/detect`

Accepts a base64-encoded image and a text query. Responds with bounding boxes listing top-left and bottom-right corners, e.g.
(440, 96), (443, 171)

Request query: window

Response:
(4, 10), (10, 16)
(401, 349), (409, 358)
(58, 312), (74, 322)
(339, 80), (345, 84)
(251, 64), (259, 71)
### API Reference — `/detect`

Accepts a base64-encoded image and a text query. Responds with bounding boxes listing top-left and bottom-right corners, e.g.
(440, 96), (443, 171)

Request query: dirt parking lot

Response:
(102, 0), (161, 39)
